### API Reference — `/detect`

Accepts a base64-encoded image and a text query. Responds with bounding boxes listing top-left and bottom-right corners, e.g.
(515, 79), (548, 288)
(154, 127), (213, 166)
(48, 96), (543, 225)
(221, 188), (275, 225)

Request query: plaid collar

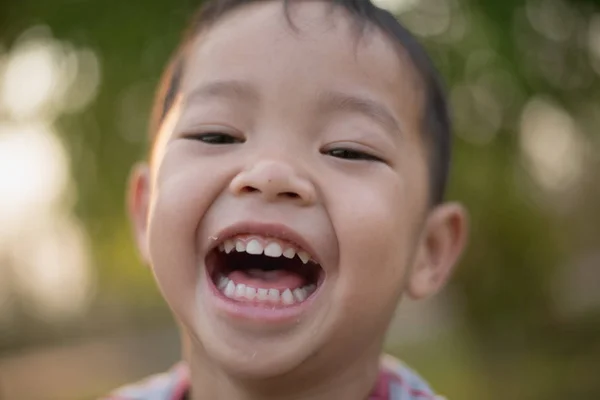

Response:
(105, 355), (444, 400)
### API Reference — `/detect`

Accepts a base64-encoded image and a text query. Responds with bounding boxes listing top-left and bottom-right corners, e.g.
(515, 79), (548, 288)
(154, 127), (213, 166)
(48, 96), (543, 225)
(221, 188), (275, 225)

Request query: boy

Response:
(110, 0), (468, 398)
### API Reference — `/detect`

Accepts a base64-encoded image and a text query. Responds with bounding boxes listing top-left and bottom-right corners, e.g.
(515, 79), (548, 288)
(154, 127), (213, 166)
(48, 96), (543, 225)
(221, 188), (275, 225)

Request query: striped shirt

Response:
(104, 354), (446, 400)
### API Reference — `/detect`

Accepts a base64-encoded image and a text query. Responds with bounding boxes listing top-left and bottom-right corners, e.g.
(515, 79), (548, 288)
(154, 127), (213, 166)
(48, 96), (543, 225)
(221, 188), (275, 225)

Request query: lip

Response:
(201, 221), (325, 324)
(207, 221), (322, 265)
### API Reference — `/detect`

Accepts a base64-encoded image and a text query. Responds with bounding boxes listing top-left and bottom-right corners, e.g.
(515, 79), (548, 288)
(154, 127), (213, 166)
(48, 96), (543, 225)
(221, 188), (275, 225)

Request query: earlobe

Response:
(127, 163), (152, 264)
(407, 202), (469, 300)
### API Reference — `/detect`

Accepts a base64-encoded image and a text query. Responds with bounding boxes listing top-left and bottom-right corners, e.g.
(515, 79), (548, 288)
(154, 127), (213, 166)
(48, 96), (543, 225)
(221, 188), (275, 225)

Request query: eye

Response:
(184, 132), (244, 144)
(324, 148), (382, 162)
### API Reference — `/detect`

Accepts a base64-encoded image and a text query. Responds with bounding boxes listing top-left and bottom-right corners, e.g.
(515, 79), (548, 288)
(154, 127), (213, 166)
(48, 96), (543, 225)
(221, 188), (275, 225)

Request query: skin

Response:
(128, 2), (468, 400)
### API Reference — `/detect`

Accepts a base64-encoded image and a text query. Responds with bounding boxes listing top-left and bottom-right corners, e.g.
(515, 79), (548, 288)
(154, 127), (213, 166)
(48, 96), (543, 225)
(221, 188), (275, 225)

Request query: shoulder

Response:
(100, 363), (190, 400)
(379, 354), (447, 400)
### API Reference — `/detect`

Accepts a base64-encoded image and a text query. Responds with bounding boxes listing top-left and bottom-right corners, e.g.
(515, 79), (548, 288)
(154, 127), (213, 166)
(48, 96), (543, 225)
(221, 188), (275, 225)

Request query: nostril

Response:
(281, 192), (300, 199)
(241, 186), (260, 194)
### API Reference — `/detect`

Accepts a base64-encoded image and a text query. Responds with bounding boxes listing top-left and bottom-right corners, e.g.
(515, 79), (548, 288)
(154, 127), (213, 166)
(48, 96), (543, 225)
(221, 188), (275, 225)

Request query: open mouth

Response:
(206, 235), (324, 306)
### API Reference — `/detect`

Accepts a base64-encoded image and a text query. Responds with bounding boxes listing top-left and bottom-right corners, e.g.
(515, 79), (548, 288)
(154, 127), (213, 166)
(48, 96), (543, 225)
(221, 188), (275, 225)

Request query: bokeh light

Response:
(588, 14), (600, 75)
(12, 215), (93, 320)
(519, 97), (586, 192)
(372, 0), (421, 14)
(0, 123), (68, 230)
(0, 39), (60, 119)
(0, 26), (100, 327)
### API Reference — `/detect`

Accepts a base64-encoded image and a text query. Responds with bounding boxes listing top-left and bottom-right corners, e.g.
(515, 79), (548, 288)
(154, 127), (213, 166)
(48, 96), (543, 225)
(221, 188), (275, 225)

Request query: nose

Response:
(229, 159), (316, 205)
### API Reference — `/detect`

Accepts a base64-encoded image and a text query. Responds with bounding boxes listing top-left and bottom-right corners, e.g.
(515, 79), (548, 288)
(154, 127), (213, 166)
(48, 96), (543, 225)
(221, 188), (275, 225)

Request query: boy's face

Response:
(130, 1), (466, 379)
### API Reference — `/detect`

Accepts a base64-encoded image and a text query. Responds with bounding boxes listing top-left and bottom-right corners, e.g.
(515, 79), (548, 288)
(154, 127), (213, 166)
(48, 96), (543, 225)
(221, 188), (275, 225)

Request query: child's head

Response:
(129, 0), (467, 386)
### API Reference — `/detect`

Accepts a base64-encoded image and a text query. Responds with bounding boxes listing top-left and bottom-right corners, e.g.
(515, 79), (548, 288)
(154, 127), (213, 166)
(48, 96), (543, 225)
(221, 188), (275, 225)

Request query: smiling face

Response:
(129, 0), (467, 385)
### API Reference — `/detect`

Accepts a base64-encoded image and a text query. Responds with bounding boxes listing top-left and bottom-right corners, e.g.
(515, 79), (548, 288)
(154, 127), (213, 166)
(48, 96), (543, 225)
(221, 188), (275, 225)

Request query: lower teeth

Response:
(218, 276), (316, 305)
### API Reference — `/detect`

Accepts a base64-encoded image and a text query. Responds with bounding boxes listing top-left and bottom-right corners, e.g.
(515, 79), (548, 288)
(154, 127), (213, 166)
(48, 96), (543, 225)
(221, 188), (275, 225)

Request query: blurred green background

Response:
(0, 0), (599, 399)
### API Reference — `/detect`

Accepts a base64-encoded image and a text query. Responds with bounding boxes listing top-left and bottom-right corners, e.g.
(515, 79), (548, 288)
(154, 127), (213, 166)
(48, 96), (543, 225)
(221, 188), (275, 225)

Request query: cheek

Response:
(146, 148), (226, 311)
(330, 172), (415, 305)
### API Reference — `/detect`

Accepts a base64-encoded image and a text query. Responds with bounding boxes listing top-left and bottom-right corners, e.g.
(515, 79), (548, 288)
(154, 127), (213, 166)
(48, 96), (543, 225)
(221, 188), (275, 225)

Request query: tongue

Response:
(228, 269), (306, 291)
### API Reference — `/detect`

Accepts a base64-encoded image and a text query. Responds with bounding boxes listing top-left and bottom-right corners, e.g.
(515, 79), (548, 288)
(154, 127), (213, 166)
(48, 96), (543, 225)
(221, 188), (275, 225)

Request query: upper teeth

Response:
(218, 237), (313, 265)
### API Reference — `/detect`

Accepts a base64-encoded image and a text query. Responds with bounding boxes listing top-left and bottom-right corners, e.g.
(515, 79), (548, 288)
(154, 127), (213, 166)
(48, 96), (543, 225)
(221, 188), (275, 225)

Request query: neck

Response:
(187, 345), (382, 400)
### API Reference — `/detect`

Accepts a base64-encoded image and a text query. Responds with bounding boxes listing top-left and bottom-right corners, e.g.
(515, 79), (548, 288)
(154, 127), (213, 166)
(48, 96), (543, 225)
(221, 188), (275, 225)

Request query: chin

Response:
(192, 320), (321, 379)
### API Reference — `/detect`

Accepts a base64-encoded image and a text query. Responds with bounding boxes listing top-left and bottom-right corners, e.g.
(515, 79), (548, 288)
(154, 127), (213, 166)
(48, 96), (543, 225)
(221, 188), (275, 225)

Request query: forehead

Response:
(179, 1), (423, 133)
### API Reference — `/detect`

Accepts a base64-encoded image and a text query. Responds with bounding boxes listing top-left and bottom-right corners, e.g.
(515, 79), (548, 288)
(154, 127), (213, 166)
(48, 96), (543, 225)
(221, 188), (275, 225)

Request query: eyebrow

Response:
(317, 90), (403, 136)
(185, 80), (259, 104)
(184, 80), (403, 135)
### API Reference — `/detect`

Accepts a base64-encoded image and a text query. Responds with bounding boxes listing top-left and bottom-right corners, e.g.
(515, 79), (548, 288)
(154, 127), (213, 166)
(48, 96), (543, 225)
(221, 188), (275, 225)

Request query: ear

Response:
(127, 163), (152, 264)
(407, 202), (469, 300)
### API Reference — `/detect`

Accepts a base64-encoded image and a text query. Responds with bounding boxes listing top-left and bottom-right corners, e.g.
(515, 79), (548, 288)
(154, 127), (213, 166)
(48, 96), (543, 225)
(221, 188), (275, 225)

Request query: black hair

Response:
(149, 0), (452, 205)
